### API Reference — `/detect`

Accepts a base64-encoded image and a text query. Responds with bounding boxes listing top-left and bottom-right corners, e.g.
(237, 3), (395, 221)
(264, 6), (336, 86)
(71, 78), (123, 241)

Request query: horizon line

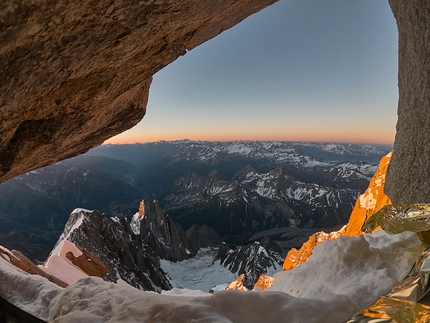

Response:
(102, 138), (394, 146)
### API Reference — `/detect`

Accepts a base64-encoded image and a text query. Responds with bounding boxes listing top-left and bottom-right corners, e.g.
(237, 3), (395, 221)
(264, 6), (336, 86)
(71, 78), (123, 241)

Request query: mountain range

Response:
(0, 141), (391, 262)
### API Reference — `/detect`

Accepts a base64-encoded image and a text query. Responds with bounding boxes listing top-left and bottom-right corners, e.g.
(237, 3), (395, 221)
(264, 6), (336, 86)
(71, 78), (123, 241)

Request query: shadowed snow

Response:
(0, 230), (423, 323)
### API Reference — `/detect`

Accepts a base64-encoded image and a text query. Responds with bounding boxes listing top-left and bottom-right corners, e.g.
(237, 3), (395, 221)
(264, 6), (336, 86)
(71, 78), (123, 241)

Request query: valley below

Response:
(0, 140), (390, 263)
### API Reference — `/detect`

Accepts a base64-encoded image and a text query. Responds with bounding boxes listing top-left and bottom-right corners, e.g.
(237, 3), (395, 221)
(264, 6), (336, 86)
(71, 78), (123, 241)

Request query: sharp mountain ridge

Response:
(47, 202), (282, 292)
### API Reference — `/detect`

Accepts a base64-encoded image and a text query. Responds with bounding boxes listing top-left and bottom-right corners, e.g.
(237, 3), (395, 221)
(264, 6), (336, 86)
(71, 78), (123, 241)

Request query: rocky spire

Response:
(138, 199), (198, 262)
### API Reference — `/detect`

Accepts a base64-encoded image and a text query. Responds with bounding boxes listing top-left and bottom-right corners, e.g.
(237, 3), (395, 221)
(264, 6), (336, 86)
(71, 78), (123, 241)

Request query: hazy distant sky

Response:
(106, 0), (398, 145)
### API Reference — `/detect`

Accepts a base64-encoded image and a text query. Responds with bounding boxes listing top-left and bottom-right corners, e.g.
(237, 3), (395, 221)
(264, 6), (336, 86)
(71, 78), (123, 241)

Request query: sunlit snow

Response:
(37, 209), (91, 285)
(50, 208), (88, 255)
(38, 240), (88, 285)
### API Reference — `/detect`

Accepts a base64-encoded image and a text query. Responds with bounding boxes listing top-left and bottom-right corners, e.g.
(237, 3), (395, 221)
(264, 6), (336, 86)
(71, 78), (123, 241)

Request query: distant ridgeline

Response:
(0, 141), (391, 261)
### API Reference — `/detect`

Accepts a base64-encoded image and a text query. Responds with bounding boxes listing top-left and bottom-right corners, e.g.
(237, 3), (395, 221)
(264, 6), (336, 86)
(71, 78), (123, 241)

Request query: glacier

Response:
(159, 248), (237, 292)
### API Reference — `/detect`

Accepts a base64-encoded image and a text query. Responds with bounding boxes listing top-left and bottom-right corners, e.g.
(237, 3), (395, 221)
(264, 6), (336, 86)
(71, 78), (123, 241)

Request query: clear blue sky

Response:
(107, 0), (398, 145)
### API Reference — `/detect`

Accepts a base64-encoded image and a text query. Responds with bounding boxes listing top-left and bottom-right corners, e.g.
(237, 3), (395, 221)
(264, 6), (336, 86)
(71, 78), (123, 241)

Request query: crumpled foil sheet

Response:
(346, 204), (430, 322)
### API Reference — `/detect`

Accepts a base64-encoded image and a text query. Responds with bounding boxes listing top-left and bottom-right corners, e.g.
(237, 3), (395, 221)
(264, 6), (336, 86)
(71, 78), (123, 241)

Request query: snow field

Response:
(160, 248), (237, 292)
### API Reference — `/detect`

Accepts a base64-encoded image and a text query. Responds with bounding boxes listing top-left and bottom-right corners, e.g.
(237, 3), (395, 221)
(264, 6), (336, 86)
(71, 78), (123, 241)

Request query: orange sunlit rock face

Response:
(226, 274), (248, 291)
(226, 273), (275, 291)
(282, 152), (393, 270)
(253, 274), (275, 291)
(342, 152), (392, 236)
(65, 244), (107, 279)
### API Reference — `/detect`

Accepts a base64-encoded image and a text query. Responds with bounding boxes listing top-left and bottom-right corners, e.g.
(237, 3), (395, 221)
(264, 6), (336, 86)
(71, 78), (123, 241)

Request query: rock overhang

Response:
(0, 0), (277, 183)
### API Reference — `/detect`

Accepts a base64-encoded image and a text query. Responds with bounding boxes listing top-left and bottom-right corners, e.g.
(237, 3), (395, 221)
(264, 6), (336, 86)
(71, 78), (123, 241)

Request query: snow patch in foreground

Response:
(268, 230), (422, 311)
(0, 230), (423, 323)
(0, 249), (62, 320)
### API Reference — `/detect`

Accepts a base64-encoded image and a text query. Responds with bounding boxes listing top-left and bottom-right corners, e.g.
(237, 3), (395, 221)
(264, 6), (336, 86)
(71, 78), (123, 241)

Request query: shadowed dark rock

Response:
(185, 224), (222, 249)
(0, 295), (47, 323)
(138, 199), (198, 262)
(385, 0), (430, 203)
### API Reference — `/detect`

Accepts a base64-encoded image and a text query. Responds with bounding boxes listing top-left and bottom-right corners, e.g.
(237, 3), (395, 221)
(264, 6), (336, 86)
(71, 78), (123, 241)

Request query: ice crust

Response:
(0, 230), (423, 323)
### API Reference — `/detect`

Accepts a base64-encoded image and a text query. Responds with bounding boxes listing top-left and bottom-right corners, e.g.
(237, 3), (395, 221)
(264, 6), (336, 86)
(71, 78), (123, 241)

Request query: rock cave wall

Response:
(385, 0), (430, 203)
